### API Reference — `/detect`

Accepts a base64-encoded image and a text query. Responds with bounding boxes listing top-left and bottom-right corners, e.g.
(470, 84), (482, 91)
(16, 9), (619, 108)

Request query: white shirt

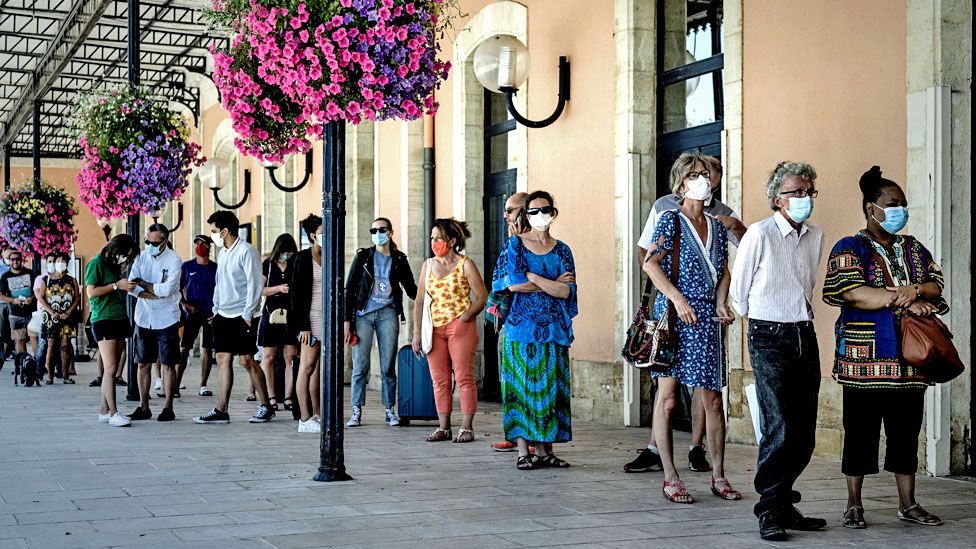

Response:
(730, 212), (825, 323)
(129, 247), (183, 329)
(638, 195), (742, 249)
(212, 237), (263, 320)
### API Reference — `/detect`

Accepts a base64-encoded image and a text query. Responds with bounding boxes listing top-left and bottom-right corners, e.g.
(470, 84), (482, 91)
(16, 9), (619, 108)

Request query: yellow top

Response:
(427, 256), (471, 327)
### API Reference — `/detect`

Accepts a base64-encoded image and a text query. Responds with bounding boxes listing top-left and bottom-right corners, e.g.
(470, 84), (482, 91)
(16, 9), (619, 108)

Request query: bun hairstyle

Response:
(858, 165), (900, 214)
(432, 218), (472, 253)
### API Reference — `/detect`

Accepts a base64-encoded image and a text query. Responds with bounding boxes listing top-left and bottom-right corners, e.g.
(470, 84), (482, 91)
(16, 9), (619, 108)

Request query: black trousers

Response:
(841, 386), (925, 476)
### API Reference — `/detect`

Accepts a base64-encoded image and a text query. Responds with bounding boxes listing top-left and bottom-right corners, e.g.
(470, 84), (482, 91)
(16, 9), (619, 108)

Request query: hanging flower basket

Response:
(0, 181), (78, 257)
(206, 0), (458, 162)
(74, 87), (206, 220)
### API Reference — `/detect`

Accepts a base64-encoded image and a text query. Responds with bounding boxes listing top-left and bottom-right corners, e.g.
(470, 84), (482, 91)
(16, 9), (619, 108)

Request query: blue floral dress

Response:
(650, 210), (728, 390)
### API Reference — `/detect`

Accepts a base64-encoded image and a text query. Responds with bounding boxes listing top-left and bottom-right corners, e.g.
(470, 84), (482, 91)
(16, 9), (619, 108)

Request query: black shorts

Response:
(134, 323), (181, 366)
(841, 386), (926, 476)
(212, 315), (258, 356)
(180, 311), (214, 350)
(91, 319), (132, 342)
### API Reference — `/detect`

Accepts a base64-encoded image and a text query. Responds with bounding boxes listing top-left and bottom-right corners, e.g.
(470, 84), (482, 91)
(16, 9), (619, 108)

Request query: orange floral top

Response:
(427, 256), (471, 327)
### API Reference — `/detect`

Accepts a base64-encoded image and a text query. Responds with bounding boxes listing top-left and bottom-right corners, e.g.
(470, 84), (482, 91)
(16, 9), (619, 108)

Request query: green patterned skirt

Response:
(501, 336), (572, 443)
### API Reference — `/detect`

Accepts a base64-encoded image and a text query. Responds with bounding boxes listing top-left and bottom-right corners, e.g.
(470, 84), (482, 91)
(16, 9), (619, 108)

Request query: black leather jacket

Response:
(343, 247), (418, 327)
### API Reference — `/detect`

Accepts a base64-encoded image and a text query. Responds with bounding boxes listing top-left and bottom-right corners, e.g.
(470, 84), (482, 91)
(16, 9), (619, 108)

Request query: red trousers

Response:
(427, 318), (479, 415)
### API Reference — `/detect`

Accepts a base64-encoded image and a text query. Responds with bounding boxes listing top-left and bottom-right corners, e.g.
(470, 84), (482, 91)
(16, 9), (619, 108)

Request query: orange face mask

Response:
(431, 241), (450, 257)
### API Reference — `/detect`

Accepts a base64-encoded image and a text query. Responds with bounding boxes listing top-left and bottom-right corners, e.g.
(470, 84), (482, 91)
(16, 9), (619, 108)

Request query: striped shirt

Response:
(730, 212), (825, 322)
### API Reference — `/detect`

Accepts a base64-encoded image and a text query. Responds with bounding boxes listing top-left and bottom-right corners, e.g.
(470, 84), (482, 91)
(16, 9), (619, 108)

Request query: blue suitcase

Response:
(397, 345), (438, 425)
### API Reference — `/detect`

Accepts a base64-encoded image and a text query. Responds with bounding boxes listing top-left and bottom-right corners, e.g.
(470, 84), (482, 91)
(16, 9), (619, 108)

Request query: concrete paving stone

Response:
(0, 515), (15, 527)
(225, 505), (363, 525)
(0, 488), (128, 504)
(436, 504), (580, 523)
(0, 501), (77, 515)
(87, 513), (234, 533)
(354, 534), (523, 549)
(264, 527), (420, 548)
(634, 516), (763, 537)
(124, 537), (275, 549)
(350, 498), (487, 516)
(145, 499), (280, 518)
(496, 524), (651, 546)
(74, 493), (206, 511)
(173, 519), (363, 543)
(400, 517), (552, 539)
(121, 480), (247, 497)
(21, 530), (185, 549)
(0, 521), (97, 540)
(14, 506), (153, 526)
(0, 538), (28, 549)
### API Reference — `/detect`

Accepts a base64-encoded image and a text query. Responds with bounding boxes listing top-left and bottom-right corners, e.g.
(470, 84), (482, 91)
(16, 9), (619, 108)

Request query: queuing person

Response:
(641, 153), (739, 504)
(490, 192), (529, 453)
(0, 250), (38, 356)
(291, 215), (325, 433)
(0, 248), (13, 364)
(344, 217), (418, 428)
(86, 235), (139, 427)
(33, 253), (60, 381)
(823, 166), (947, 529)
(259, 234), (299, 412)
(193, 211), (274, 424)
(36, 252), (80, 384)
(178, 235), (218, 396)
(627, 155), (746, 474)
(126, 224), (183, 422)
(492, 191), (577, 469)
(731, 161), (826, 540)
(411, 218), (488, 443)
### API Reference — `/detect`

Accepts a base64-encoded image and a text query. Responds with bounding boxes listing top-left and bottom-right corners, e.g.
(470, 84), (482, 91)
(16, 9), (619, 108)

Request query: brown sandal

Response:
(425, 428), (452, 442)
(453, 428), (475, 443)
(898, 503), (942, 526)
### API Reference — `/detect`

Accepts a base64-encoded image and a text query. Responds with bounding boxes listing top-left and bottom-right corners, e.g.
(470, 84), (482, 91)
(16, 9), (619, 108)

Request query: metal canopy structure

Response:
(0, 0), (218, 159)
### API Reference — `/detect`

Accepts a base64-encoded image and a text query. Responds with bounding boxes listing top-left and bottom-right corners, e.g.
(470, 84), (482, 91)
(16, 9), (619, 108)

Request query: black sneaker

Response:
(89, 377), (102, 387)
(157, 408), (175, 422)
(689, 445), (712, 472)
(194, 408), (230, 424)
(759, 511), (788, 541)
(782, 506), (827, 531)
(127, 407), (152, 420)
(115, 377), (127, 386)
(623, 448), (663, 473)
(249, 404), (275, 423)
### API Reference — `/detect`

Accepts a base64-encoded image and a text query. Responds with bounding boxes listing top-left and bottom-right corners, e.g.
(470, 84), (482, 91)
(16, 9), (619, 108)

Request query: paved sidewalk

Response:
(1, 363), (974, 549)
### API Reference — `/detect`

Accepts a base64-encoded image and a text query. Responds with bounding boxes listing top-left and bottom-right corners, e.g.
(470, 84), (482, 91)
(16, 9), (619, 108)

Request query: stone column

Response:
(344, 122), (376, 384)
(906, 0), (972, 476)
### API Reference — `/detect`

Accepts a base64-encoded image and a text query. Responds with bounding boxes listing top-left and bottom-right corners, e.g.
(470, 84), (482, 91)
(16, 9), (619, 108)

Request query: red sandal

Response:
(663, 480), (694, 504)
(710, 476), (742, 500)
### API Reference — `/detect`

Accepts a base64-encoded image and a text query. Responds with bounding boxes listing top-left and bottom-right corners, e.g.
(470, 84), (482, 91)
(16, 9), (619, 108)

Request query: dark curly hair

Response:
(432, 218), (472, 253)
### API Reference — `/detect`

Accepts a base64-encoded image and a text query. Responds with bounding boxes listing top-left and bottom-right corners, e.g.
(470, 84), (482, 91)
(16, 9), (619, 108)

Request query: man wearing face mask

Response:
(194, 211), (273, 424)
(628, 156), (744, 475)
(178, 235), (218, 397)
(0, 250), (38, 355)
(125, 224), (184, 422)
(0, 248), (14, 364)
(730, 162), (826, 541)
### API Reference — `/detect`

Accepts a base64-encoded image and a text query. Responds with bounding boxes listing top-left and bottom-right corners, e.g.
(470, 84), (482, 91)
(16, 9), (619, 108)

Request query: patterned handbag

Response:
(622, 214), (681, 371)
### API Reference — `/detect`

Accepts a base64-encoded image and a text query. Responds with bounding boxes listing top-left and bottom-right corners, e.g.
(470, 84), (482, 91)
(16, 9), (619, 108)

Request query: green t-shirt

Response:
(85, 254), (127, 322)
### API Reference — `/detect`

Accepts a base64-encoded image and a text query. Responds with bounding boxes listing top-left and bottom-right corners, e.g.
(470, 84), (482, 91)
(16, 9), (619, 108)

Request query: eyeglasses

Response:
(9, 256), (22, 262)
(526, 206), (554, 216)
(779, 189), (819, 198)
(369, 227), (390, 235)
(504, 207), (520, 215)
(685, 170), (711, 180)
(144, 240), (164, 246)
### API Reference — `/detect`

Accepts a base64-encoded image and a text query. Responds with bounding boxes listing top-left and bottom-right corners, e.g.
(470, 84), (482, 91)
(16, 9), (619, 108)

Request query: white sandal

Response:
(453, 428), (475, 443)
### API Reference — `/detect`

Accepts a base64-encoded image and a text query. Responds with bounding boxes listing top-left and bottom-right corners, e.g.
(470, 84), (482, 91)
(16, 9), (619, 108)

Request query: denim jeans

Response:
(748, 319), (821, 518)
(350, 305), (400, 408)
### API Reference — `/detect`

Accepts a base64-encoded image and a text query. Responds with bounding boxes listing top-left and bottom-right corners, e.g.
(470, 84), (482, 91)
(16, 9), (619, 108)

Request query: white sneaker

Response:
(346, 406), (361, 427)
(179, 383), (187, 389)
(98, 413), (111, 423)
(298, 418), (321, 433)
(153, 378), (162, 392)
(109, 412), (132, 427)
(198, 386), (212, 396)
(385, 408), (400, 426)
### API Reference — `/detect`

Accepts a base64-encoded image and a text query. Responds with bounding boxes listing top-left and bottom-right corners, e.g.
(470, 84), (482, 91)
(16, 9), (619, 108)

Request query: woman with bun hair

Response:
(823, 166), (948, 529)
(411, 218), (488, 443)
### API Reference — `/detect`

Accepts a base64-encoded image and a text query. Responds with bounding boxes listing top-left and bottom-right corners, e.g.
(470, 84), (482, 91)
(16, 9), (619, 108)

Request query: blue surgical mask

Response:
(873, 203), (909, 234)
(371, 233), (390, 247)
(278, 253), (292, 263)
(148, 244), (163, 257)
(785, 196), (813, 223)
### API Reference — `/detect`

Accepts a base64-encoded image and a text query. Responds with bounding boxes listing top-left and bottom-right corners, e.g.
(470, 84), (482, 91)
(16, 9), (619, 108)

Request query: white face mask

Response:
(314, 233), (324, 247)
(55, 262), (68, 273)
(47, 264), (56, 274)
(684, 175), (713, 202)
(211, 230), (224, 247)
(528, 213), (554, 231)
(115, 254), (129, 266)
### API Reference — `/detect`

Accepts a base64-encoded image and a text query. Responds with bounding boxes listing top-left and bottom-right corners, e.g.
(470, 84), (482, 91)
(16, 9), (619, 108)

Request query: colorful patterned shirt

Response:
(427, 256), (471, 328)
(822, 232), (948, 389)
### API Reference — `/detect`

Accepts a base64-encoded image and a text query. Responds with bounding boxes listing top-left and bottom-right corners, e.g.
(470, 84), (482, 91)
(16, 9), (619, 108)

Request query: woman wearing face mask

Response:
(823, 166), (948, 529)
(641, 153), (738, 503)
(290, 215), (324, 433)
(36, 252), (80, 384)
(258, 234), (299, 412)
(86, 235), (140, 426)
(492, 191), (578, 470)
(412, 218), (488, 443)
(343, 218), (417, 428)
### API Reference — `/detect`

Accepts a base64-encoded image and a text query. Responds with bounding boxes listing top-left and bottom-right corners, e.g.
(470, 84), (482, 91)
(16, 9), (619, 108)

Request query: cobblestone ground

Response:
(1, 359), (974, 548)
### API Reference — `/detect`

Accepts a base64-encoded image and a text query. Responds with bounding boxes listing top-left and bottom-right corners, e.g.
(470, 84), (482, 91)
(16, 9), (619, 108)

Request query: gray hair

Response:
(669, 152), (707, 203)
(766, 161), (817, 211)
(147, 223), (170, 241)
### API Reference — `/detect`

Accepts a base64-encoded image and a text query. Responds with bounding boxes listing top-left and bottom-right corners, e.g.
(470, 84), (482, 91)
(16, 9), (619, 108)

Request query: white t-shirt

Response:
(637, 194), (742, 250)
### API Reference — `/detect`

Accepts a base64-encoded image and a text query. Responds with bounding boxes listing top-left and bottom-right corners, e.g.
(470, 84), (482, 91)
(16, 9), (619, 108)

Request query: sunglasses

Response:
(526, 206), (554, 216)
(144, 240), (165, 246)
(369, 227), (390, 235)
(9, 256), (22, 262)
(504, 207), (520, 215)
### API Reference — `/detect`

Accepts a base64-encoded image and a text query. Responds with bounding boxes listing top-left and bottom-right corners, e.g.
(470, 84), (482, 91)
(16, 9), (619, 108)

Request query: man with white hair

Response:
(731, 161), (827, 541)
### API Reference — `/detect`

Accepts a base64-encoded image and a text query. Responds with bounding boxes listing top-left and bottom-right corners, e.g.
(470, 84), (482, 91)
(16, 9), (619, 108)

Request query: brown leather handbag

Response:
(872, 249), (965, 383)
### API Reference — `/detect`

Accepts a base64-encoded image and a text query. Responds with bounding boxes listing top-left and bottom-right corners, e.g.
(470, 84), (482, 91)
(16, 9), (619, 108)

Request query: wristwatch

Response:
(112, 283), (119, 291)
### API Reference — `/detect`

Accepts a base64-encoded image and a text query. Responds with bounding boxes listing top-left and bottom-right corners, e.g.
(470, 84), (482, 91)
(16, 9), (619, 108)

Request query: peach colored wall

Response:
(742, 0), (907, 374)
(376, 122), (403, 235)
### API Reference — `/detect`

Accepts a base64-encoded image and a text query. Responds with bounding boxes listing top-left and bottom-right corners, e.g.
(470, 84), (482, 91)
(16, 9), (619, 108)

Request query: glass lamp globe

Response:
(199, 158), (230, 190)
(473, 35), (531, 93)
(259, 159), (282, 169)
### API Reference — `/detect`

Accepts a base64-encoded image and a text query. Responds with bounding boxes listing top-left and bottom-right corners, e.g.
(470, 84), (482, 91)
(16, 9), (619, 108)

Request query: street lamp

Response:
(262, 152), (313, 192)
(473, 35), (571, 129)
(200, 157), (251, 210)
